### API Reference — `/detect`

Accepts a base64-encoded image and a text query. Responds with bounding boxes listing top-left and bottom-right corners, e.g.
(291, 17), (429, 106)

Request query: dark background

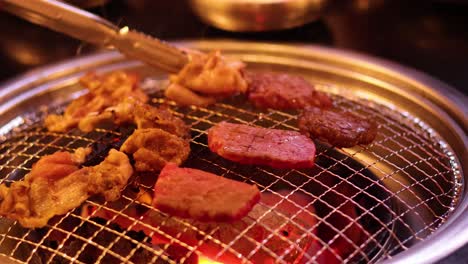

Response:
(0, 0), (467, 263)
(1, 1), (468, 96)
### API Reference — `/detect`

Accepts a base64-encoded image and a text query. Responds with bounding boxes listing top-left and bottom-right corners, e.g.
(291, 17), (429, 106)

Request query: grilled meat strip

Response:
(298, 107), (378, 148)
(208, 121), (316, 168)
(0, 148), (132, 228)
(153, 163), (260, 222)
(246, 71), (332, 110)
(45, 71), (148, 132)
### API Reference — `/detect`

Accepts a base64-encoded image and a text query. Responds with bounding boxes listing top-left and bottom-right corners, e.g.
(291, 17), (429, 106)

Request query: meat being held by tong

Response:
(165, 50), (248, 106)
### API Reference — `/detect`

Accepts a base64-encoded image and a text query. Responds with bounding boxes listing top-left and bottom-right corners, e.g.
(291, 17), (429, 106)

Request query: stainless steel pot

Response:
(189, 0), (329, 32)
(0, 41), (465, 263)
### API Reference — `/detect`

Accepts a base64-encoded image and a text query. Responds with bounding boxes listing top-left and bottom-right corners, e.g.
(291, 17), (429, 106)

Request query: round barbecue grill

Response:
(0, 41), (465, 264)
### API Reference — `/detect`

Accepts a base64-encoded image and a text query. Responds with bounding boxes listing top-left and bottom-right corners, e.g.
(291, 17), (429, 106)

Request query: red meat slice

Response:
(208, 122), (316, 168)
(246, 71), (333, 110)
(298, 107), (378, 148)
(153, 163), (260, 222)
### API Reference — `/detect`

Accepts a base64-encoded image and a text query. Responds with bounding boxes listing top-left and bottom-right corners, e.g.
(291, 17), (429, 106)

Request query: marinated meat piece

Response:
(0, 148), (132, 228)
(298, 107), (378, 148)
(120, 129), (190, 172)
(166, 50), (248, 106)
(79, 97), (190, 139)
(153, 163), (260, 222)
(85, 192), (316, 263)
(0, 149), (84, 228)
(72, 147), (93, 164)
(247, 71), (332, 110)
(77, 111), (114, 133)
(45, 71), (148, 132)
(113, 98), (190, 139)
(208, 121), (316, 168)
(82, 149), (134, 201)
(165, 83), (218, 106)
(79, 71), (147, 103)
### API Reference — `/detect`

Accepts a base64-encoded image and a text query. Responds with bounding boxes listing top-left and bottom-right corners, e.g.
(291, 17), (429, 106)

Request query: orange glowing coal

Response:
(198, 255), (224, 264)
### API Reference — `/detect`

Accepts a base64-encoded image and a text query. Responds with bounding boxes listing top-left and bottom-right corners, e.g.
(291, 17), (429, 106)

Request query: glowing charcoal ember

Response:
(84, 191), (317, 263)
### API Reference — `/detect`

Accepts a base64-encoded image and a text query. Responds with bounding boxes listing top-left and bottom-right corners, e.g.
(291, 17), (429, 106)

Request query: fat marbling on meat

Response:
(208, 121), (316, 168)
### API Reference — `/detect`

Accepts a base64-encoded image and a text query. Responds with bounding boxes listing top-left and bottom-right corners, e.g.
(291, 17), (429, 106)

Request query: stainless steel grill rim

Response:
(0, 41), (465, 264)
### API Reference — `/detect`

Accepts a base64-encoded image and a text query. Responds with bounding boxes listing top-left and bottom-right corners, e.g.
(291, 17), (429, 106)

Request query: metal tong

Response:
(2, 0), (189, 73)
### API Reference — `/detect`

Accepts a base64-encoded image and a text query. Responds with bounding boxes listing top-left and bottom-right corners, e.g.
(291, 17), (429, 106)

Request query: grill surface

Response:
(0, 42), (465, 264)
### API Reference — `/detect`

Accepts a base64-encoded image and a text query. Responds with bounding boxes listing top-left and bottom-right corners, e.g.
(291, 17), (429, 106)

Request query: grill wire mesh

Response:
(0, 83), (462, 264)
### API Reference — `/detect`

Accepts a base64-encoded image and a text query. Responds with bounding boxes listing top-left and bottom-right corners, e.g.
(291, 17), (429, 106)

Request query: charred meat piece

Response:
(79, 97), (190, 139)
(153, 163), (260, 222)
(85, 192), (316, 263)
(166, 50), (248, 106)
(298, 107), (378, 148)
(208, 121), (316, 168)
(45, 71), (148, 132)
(0, 148), (132, 228)
(112, 97), (190, 139)
(247, 71), (332, 110)
(82, 125), (136, 167)
(120, 129), (190, 172)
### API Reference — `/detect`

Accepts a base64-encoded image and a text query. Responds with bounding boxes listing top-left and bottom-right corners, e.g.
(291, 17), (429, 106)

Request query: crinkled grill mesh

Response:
(0, 90), (462, 264)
